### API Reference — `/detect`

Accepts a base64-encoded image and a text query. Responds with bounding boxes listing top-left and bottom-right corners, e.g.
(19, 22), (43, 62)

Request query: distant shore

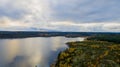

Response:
(0, 31), (119, 39)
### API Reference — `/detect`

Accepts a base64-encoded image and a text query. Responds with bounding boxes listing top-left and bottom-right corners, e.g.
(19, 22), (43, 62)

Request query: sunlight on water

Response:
(0, 37), (84, 67)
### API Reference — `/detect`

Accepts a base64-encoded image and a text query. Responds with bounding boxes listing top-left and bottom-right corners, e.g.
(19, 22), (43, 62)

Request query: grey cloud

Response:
(0, 0), (120, 32)
(1, 0), (120, 23)
(0, 0), (27, 20)
(0, 6), (26, 20)
(51, 0), (120, 22)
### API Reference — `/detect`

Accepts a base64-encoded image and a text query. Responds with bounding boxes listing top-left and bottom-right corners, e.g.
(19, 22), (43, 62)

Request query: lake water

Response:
(0, 37), (84, 67)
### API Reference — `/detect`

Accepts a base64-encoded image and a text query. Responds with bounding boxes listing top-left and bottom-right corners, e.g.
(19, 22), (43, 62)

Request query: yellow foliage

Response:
(90, 45), (100, 48)
(68, 48), (75, 53)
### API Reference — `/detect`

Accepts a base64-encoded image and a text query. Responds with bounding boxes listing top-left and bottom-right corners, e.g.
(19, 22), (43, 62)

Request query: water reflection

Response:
(0, 37), (84, 67)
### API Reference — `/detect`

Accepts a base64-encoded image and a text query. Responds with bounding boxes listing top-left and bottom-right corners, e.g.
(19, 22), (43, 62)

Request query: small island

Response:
(51, 34), (120, 67)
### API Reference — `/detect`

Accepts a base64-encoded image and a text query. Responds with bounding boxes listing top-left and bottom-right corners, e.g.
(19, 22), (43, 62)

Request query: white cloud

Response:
(48, 21), (120, 32)
(0, 0), (52, 23)
(0, 17), (31, 27)
(102, 23), (120, 32)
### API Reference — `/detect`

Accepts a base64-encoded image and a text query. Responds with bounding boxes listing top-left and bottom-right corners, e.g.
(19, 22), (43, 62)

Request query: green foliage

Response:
(87, 34), (120, 43)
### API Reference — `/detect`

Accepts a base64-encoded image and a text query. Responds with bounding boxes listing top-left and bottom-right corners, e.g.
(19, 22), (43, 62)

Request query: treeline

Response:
(0, 31), (119, 38)
(87, 34), (120, 43)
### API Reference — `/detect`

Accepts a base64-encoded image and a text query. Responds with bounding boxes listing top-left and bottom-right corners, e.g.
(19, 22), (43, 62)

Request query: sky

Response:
(0, 0), (120, 32)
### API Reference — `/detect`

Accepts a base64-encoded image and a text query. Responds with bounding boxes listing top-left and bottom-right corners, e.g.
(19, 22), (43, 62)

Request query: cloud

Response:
(0, 0), (52, 22)
(0, 0), (120, 32)
(48, 21), (120, 32)
(51, 0), (120, 22)
(0, 17), (31, 27)
(102, 23), (120, 32)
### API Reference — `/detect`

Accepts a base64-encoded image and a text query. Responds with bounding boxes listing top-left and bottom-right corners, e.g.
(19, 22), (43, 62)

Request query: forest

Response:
(51, 34), (120, 67)
(0, 31), (119, 38)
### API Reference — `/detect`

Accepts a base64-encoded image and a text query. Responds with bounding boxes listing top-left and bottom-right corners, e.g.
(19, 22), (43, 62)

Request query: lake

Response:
(0, 37), (84, 67)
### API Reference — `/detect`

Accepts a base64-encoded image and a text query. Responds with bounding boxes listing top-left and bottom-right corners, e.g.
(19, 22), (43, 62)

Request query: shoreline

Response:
(51, 35), (120, 67)
(50, 37), (86, 67)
